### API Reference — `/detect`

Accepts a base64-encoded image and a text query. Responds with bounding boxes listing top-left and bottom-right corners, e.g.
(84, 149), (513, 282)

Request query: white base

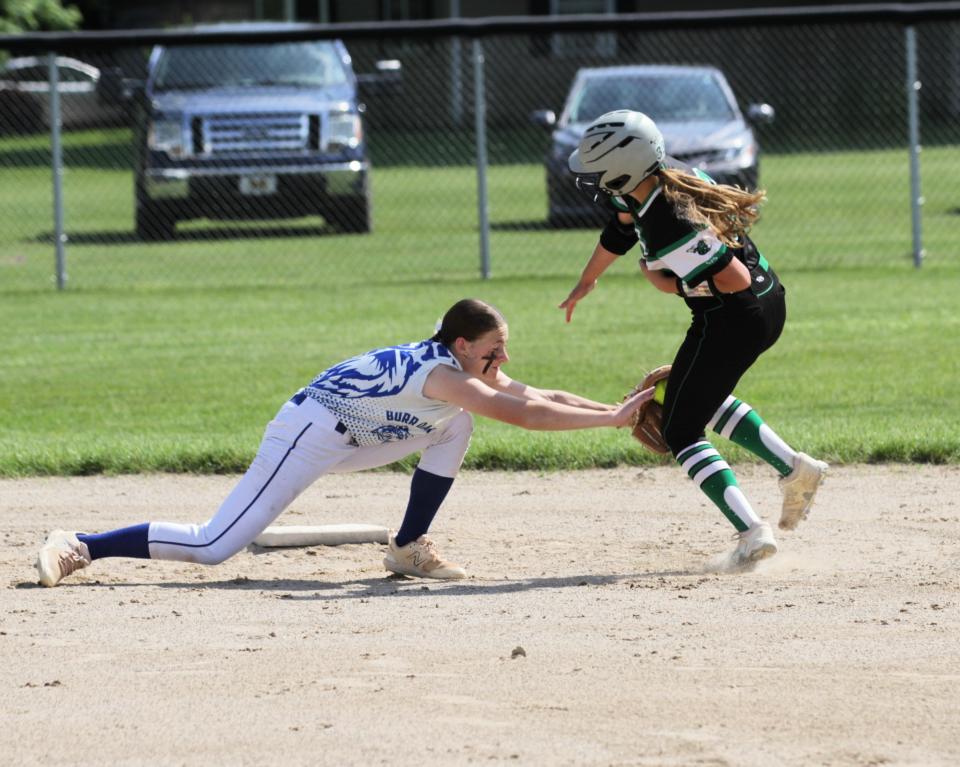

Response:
(253, 524), (390, 548)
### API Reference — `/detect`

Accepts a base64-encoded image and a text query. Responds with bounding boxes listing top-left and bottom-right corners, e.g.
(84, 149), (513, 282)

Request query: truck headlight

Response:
(148, 119), (185, 157)
(325, 112), (361, 151)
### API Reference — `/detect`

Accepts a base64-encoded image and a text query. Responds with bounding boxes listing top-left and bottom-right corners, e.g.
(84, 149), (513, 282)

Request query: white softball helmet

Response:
(568, 109), (665, 196)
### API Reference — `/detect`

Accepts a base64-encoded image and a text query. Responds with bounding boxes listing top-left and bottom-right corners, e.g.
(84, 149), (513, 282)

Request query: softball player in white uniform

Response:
(36, 298), (652, 587)
(561, 110), (829, 567)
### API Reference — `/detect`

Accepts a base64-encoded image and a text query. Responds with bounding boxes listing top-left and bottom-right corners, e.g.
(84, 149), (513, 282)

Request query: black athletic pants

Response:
(661, 278), (787, 456)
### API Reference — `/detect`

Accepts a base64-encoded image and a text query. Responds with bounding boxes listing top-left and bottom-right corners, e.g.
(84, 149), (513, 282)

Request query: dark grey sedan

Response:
(533, 65), (774, 226)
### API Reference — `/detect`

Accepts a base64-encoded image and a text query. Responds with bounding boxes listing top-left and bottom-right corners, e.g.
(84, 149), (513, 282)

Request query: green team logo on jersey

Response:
(687, 239), (711, 256)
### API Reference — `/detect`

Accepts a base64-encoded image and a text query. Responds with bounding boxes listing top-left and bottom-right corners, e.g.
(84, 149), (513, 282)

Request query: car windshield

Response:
(153, 41), (349, 90)
(568, 73), (736, 123)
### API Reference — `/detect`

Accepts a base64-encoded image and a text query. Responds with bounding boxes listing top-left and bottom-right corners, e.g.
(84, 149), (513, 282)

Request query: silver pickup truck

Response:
(135, 30), (394, 240)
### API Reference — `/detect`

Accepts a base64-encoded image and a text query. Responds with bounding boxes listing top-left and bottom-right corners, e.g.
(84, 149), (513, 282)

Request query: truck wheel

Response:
(136, 203), (176, 241)
(329, 194), (372, 234)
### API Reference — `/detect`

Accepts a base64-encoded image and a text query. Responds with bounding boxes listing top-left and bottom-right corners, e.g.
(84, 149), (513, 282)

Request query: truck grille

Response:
(193, 113), (316, 155)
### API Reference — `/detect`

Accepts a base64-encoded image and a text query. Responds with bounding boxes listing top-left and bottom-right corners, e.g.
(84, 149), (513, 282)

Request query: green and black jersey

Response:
(598, 158), (767, 300)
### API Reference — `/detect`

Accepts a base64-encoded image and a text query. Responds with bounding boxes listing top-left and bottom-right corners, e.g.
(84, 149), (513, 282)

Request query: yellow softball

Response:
(654, 378), (668, 405)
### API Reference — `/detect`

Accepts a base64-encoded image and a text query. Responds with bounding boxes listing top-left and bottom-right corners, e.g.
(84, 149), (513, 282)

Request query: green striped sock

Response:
(709, 396), (795, 476)
(676, 441), (760, 532)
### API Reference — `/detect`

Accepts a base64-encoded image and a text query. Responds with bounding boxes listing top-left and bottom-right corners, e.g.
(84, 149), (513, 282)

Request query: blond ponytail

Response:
(657, 168), (765, 248)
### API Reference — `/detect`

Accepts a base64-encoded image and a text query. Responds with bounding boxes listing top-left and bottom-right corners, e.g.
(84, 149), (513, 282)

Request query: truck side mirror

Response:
(375, 59), (402, 81)
(357, 59), (402, 87)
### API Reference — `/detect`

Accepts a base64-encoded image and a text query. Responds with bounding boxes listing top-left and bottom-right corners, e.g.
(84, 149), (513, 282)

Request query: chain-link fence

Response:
(1, 7), (958, 293)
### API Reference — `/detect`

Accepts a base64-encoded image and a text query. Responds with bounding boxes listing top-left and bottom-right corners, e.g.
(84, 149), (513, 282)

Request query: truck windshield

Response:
(569, 73), (736, 124)
(153, 41), (350, 90)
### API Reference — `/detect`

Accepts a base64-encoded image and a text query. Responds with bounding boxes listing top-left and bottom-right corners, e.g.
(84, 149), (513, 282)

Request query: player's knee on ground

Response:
(148, 521), (247, 566)
(190, 545), (236, 566)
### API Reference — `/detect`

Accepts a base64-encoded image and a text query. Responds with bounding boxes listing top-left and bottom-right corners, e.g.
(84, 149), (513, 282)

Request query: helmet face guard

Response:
(573, 169), (648, 205)
(573, 173), (606, 204)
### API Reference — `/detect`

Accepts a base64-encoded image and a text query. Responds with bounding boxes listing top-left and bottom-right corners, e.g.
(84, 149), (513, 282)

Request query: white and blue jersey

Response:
(296, 339), (463, 446)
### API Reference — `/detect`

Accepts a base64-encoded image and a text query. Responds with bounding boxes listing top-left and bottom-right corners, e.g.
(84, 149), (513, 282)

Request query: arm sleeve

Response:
(598, 215), (639, 256)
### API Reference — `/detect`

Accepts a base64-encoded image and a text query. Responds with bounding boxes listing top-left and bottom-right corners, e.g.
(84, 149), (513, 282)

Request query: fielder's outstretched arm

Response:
(494, 373), (617, 412)
(422, 365), (650, 431)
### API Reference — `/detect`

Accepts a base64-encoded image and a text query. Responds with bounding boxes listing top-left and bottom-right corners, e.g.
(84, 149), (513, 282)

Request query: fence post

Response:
(472, 37), (491, 279)
(905, 25), (924, 268)
(48, 52), (67, 290)
(450, 0), (463, 126)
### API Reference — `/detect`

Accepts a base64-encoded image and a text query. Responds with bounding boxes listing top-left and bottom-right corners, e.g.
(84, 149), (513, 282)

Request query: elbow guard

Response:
(599, 216), (639, 256)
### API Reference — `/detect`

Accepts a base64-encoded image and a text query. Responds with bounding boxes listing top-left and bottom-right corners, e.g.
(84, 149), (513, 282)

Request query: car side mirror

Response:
(747, 103), (775, 126)
(530, 109), (557, 129)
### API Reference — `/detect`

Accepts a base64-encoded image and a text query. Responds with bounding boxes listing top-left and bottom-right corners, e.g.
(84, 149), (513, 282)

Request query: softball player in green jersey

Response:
(560, 109), (829, 566)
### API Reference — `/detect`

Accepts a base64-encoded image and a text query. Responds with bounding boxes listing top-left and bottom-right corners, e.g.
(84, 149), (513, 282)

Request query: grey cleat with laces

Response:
(383, 534), (466, 580)
(779, 452), (829, 531)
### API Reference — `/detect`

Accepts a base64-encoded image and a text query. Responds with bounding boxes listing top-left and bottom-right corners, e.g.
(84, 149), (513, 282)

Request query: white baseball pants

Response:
(147, 396), (473, 564)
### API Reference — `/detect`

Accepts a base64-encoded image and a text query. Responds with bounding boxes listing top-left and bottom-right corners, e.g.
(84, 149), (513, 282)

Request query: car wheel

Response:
(136, 202), (176, 241)
(547, 196), (575, 229)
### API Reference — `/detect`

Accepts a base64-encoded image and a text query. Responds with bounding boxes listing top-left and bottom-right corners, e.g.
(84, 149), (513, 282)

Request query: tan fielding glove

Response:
(628, 365), (672, 454)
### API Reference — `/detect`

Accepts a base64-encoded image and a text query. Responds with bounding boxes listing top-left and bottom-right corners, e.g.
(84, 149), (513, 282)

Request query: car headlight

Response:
(148, 118), (185, 157)
(325, 112), (361, 151)
(719, 142), (756, 166)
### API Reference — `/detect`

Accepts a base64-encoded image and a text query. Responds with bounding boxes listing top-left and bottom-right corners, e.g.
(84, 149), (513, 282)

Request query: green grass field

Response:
(1, 130), (957, 475)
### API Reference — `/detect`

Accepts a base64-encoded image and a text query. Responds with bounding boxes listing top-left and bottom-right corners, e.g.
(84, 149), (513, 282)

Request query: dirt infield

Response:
(2, 465), (958, 766)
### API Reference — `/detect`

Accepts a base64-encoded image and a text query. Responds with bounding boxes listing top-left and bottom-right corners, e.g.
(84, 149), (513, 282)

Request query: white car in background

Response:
(0, 55), (126, 129)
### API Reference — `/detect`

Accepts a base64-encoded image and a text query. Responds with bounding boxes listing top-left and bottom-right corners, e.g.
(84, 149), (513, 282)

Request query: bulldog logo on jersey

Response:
(372, 424), (411, 442)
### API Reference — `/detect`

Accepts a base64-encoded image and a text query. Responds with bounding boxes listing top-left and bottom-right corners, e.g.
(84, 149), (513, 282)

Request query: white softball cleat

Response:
(779, 452), (829, 531)
(36, 530), (91, 587)
(733, 522), (778, 566)
(384, 534), (466, 580)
